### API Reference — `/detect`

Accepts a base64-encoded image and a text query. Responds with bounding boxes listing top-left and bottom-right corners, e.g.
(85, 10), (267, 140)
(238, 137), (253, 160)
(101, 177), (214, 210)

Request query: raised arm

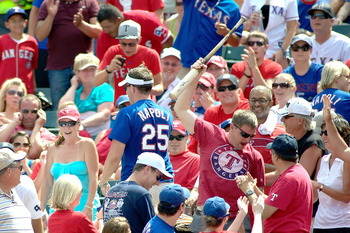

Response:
(73, 9), (102, 39)
(29, 110), (47, 159)
(36, 0), (59, 41)
(58, 76), (79, 109)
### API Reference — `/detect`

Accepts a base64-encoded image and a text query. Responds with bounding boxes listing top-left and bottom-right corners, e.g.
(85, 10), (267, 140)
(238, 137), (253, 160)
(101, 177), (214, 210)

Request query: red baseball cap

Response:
(172, 120), (188, 135)
(199, 72), (216, 88)
(207, 56), (228, 72)
(58, 106), (80, 121)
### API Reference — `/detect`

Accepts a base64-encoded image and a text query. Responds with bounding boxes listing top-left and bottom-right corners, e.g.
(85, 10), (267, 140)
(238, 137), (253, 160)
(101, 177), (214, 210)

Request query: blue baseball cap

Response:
(220, 119), (232, 130)
(159, 184), (190, 208)
(116, 95), (130, 107)
(203, 196), (230, 220)
(266, 134), (298, 158)
(6, 7), (27, 22)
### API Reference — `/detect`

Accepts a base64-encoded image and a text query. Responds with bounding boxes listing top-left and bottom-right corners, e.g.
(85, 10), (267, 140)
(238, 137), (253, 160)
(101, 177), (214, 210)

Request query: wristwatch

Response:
(243, 72), (252, 79)
(246, 190), (254, 196)
(105, 66), (112, 74)
(319, 184), (324, 192)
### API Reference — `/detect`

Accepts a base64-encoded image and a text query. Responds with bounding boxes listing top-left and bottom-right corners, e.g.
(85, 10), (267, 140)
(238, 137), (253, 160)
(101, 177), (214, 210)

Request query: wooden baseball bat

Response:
(169, 16), (247, 100)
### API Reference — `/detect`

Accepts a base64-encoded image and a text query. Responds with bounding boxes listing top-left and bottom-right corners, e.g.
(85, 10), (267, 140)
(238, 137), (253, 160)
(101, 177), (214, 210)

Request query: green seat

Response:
(44, 110), (59, 135)
(221, 45), (245, 69)
(332, 24), (350, 37)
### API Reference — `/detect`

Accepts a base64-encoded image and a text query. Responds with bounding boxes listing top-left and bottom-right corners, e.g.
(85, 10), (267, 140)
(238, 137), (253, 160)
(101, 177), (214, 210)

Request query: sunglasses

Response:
(11, 165), (23, 172)
(310, 13), (331, 20)
(283, 114), (295, 120)
(272, 83), (290, 89)
(249, 98), (270, 105)
(13, 142), (30, 148)
(120, 42), (137, 47)
(197, 83), (210, 91)
(247, 41), (265, 47)
(58, 121), (78, 127)
(169, 135), (186, 141)
(291, 44), (311, 52)
(124, 83), (131, 91)
(8, 89), (24, 97)
(217, 85), (237, 92)
(22, 109), (38, 114)
(162, 61), (179, 68)
(234, 124), (255, 138)
(117, 104), (128, 109)
(156, 174), (162, 181)
(320, 130), (328, 136)
(176, 1), (183, 6)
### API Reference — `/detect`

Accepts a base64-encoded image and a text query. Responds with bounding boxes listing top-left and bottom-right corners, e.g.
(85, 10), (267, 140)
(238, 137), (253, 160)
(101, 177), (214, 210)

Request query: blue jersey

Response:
(109, 99), (174, 181)
(142, 215), (174, 233)
(173, 0), (243, 68)
(312, 88), (350, 123)
(297, 0), (317, 32)
(283, 62), (323, 102)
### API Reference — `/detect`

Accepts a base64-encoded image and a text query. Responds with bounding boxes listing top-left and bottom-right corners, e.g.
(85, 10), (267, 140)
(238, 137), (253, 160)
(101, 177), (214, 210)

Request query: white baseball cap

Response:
(276, 97), (313, 116)
(0, 143), (26, 171)
(160, 47), (181, 60)
(136, 152), (173, 180)
(116, 20), (141, 40)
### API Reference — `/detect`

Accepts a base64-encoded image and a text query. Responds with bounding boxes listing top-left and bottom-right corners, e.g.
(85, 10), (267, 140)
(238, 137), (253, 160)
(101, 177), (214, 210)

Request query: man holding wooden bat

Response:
(174, 59), (265, 232)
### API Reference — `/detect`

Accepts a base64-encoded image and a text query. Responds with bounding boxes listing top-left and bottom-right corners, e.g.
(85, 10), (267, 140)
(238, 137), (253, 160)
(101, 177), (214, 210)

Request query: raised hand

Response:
(47, 0), (60, 17)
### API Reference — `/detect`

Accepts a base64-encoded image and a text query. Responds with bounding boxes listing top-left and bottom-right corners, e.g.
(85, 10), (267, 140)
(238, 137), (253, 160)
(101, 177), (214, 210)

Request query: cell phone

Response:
(119, 57), (126, 66)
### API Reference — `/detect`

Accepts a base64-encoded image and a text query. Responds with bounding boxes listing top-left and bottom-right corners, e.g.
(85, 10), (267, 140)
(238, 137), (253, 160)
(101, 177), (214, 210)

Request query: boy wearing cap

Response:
(283, 34), (323, 102)
(236, 134), (313, 233)
(309, 2), (350, 65)
(206, 55), (229, 79)
(0, 7), (38, 94)
(142, 184), (190, 233)
(95, 19), (164, 103)
(194, 72), (218, 119)
(104, 152), (173, 233)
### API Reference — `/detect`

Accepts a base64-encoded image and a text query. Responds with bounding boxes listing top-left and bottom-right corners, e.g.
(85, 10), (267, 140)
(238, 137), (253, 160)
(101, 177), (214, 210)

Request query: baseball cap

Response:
(207, 56), (228, 72)
(203, 196), (231, 220)
(136, 152), (173, 180)
(276, 97), (313, 117)
(217, 74), (239, 88)
(172, 120), (188, 135)
(308, 2), (334, 18)
(74, 53), (99, 71)
(6, 7), (27, 22)
(118, 73), (154, 87)
(291, 34), (312, 47)
(159, 184), (190, 208)
(116, 20), (141, 39)
(0, 143), (26, 170)
(266, 134), (298, 158)
(160, 47), (181, 60)
(220, 118), (232, 130)
(199, 72), (216, 88)
(58, 106), (80, 121)
(116, 95), (130, 106)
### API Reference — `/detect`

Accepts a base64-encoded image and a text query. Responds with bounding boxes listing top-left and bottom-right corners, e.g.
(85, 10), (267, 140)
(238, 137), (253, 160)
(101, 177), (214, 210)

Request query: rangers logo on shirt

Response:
(211, 145), (249, 180)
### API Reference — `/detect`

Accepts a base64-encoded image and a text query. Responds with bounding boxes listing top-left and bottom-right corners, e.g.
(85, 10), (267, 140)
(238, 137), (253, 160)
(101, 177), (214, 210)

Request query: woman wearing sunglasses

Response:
(0, 78), (27, 126)
(40, 105), (99, 221)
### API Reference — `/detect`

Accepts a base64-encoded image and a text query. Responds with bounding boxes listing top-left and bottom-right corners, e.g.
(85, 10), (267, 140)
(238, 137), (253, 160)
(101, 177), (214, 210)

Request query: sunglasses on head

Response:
(234, 124), (255, 138)
(291, 44), (311, 52)
(13, 142), (30, 148)
(283, 114), (295, 120)
(272, 83), (290, 89)
(320, 130), (328, 136)
(197, 83), (210, 91)
(247, 41), (265, 47)
(310, 13), (331, 20)
(169, 135), (186, 141)
(22, 109), (38, 114)
(58, 121), (78, 127)
(120, 42), (137, 47)
(217, 85), (237, 92)
(8, 89), (24, 97)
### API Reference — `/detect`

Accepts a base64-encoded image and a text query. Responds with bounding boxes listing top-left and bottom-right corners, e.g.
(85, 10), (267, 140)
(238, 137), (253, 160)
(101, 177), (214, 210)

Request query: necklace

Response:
(207, 0), (221, 14)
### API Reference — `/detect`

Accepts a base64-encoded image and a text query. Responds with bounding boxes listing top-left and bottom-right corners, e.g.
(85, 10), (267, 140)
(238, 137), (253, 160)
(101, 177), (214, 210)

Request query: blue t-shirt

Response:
(32, 0), (48, 50)
(312, 88), (350, 123)
(109, 99), (174, 181)
(173, 0), (243, 68)
(142, 215), (175, 233)
(283, 62), (323, 102)
(75, 83), (114, 113)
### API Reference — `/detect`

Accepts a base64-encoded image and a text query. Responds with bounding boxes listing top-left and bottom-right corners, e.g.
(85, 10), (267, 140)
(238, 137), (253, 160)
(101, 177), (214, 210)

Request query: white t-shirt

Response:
(310, 31), (350, 65)
(240, 0), (299, 58)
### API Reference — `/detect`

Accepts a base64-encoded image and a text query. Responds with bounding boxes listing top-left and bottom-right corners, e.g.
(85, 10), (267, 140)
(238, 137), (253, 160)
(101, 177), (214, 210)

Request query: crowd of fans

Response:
(0, 0), (350, 232)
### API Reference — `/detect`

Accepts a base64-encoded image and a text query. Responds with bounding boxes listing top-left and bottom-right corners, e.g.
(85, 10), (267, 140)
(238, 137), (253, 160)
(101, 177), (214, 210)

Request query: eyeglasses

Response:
(8, 89), (24, 97)
(247, 41), (265, 47)
(176, 1), (183, 6)
(169, 104), (175, 111)
(117, 104), (128, 109)
(283, 114), (295, 120)
(169, 135), (186, 141)
(22, 109), (38, 114)
(291, 44), (311, 52)
(272, 83), (290, 89)
(156, 174), (162, 181)
(249, 98), (271, 104)
(234, 124), (255, 138)
(11, 165), (23, 172)
(217, 85), (237, 92)
(196, 83), (210, 91)
(310, 13), (331, 20)
(13, 142), (30, 148)
(340, 74), (350, 80)
(120, 42), (137, 47)
(124, 83), (131, 91)
(162, 61), (180, 68)
(58, 121), (78, 127)
(320, 130), (328, 136)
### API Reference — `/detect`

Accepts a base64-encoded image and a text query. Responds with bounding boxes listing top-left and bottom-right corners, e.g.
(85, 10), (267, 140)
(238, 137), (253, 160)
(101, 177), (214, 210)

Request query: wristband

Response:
(85, 206), (93, 210)
(105, 66), (112, 74)
(319, 183), (324, 192)
(243, 72), (252, 79)
(279, 47), (287, 57)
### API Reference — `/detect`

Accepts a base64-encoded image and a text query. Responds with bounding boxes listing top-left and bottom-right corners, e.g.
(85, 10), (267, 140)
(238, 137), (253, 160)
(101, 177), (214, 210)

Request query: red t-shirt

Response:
(264, 164), (313, 233)
(193, 118), (265, 217)
(231, 59), (282, 99)
(106, 0), (164, 12)
(48, 209), (99, 233)
(96, 128), (112, 165)
(0, 34), (38, 94)
(99, 44), (161, 102)
(169, 150), (200, 190)
(203, 100), (250, 125)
